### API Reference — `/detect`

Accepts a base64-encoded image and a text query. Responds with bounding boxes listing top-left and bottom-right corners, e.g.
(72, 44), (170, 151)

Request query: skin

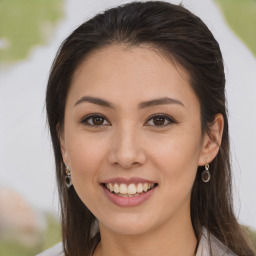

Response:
(60, 44), (224, 256)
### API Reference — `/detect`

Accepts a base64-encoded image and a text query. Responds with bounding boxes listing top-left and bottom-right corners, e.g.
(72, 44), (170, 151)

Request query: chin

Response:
(99, 213), (157, 236)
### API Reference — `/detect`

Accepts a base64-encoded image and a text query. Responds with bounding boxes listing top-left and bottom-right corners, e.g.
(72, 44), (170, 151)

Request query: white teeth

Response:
(113, 183), (119, 193)
(105, 182), (155, 195)
(128, 184), (137, 195)
(137, 183), (144, 193)
(109, 183), (114, 192)
(119, 184), (128, 194)
(143, 183), (149, 192)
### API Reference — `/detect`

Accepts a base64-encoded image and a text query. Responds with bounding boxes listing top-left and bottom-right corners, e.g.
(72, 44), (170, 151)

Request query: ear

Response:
(57, 123), (70, 166)
(198, 113), (224, 166)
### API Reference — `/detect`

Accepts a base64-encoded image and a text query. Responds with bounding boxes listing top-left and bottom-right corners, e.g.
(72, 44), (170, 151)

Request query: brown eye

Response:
(146, 114), (176, 127)
(153, 116), (166, 126)
(92, 116), (104, 125)
(81, 114), (110, 126)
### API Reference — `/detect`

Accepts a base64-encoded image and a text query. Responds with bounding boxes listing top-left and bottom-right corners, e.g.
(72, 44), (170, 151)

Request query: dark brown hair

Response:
(46, 1), (255, 255)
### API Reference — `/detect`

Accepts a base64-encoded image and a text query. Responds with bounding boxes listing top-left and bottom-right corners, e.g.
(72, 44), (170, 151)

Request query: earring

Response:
(65, 164), (72, 188)
(201, 163), (210, 183)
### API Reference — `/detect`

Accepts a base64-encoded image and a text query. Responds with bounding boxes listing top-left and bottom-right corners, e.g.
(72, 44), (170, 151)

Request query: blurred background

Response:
(0, 0), (255, 255)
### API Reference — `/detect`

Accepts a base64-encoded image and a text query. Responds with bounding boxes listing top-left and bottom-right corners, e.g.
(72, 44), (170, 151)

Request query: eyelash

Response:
(80, 113), (177, 128)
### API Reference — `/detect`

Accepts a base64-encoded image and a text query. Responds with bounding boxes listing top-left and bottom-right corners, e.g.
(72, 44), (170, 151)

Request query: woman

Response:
(38, 1), (255, 255)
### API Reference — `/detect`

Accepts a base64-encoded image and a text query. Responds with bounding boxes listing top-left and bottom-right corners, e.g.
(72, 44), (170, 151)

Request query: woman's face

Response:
(60, 45), (207, 235)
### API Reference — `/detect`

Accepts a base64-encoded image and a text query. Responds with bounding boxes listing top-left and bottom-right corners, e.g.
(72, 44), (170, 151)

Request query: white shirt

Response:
(36, 227), (236, 256)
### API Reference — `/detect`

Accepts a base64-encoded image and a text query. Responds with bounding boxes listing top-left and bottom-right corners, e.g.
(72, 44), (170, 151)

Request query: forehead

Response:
(73, 44), (188, 83)
(68, 44), (197, 108)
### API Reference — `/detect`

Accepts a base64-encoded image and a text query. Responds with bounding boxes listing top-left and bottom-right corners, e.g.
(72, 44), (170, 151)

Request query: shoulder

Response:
(196, 227), (237, 256)
(36, 242), (64, 256)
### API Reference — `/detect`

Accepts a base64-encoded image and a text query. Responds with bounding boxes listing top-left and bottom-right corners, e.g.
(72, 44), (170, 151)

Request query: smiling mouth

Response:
(102, 182), (158, 197)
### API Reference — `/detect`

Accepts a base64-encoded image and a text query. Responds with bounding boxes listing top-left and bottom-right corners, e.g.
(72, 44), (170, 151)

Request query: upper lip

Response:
(101, 177), (157, 185)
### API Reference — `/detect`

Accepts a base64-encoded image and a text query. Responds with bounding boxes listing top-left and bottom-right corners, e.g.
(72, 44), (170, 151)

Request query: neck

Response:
(94, 210), (197, 256)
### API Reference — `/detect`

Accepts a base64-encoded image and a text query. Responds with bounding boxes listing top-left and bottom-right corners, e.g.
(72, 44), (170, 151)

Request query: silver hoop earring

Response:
(201, 163), (210, 183)
(65, 164), (73, 188)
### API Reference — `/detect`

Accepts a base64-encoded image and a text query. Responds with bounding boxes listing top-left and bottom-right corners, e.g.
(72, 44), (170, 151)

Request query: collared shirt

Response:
(36, 227), (236, 256)
(196, 227), (236, 256)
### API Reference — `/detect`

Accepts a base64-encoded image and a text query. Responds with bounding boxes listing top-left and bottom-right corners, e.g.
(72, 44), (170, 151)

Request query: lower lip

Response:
(101, 185), (157, 207)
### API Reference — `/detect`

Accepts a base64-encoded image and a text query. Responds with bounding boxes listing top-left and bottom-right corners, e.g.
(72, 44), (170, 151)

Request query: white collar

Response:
(196, 227), (236, 256)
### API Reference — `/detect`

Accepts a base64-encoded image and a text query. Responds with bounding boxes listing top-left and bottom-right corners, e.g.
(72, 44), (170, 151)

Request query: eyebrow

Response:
(74, 96), (184, 109)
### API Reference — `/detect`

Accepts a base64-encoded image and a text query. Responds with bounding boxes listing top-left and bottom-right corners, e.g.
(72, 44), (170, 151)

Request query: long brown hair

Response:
(46, 1), (255, 255)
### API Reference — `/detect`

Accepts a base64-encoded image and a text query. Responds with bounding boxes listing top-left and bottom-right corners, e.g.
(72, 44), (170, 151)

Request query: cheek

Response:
(147, 129), (202, 185)
(65, 134), (109, 210)
(144, 133), (201, 220)
(66, 132), (108, 183)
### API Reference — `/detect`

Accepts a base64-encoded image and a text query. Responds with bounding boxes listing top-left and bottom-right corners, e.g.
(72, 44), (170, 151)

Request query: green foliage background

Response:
(0, 213), (61, 256)
(0, 0), (64, 64)
(0, 0), (63, 253)
(214, 0), (256, 56)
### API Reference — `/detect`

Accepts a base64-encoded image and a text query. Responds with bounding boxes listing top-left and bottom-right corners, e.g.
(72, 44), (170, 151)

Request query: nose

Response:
(107, 125), (147, 169)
